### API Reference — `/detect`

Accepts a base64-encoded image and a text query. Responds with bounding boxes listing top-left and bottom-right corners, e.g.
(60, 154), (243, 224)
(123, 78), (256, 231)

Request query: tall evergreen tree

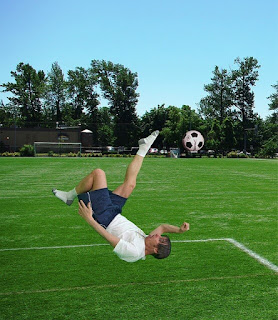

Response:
(67, 67), (100, 142)
(199, 66), (234, 124)
(232, 57), (260, 125)
(231, 57), (260, 151)
(44, 62), (67, 126)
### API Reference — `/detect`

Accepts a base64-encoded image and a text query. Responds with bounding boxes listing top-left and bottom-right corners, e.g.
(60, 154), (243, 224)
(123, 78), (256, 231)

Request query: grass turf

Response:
(0, 157), (277, 319)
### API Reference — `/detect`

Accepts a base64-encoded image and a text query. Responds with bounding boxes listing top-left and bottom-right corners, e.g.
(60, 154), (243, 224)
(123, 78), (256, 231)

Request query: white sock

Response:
(52, 188), (77, 206)
(137, 130), (159, 158)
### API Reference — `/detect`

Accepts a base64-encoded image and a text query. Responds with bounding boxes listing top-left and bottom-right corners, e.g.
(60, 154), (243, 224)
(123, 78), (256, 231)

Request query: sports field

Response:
(0, 157), (277, 319)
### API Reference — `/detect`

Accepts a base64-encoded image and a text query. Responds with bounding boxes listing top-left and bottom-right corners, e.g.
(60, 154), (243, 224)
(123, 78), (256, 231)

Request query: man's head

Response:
(145, 234), (171, 259)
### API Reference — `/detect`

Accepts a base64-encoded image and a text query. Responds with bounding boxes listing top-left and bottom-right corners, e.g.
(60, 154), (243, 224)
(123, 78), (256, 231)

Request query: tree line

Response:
(0, 58), (277, 156)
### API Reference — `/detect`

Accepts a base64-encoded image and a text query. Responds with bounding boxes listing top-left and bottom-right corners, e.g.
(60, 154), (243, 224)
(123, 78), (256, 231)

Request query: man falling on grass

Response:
(52, 131), (190, 262)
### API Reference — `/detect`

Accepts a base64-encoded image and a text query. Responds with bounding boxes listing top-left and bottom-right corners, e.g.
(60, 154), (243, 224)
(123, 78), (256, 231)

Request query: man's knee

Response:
(125, 180), (136, 193)
(90, 168), (107, 191)
(92, 168), (106, 178)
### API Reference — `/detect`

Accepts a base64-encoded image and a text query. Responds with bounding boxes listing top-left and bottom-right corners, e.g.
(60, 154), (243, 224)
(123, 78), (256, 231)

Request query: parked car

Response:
(149, 148), (159, 154)
(106, 146), (116, 152)
(237, 151), (251, 156)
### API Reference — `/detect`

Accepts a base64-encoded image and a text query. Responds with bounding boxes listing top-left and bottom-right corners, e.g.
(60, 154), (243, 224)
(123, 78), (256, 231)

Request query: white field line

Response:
(0, 238), (227, 252)
(1, 238), (277, 273)
(226, 238), (278, 273)
(174, 238), (278, 273)
(0, 243), (108, 251)
(171, 238), (229, 243)
(173, 238), (278, 273)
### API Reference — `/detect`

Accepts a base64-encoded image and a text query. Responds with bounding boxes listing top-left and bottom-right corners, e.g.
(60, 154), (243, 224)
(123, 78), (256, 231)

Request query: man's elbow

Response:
(160, 224), (167, 234)
(110, 238), (120, 248)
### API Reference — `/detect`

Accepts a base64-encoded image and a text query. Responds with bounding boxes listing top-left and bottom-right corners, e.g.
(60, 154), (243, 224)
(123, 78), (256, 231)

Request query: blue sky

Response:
(0, 0), (277, 118)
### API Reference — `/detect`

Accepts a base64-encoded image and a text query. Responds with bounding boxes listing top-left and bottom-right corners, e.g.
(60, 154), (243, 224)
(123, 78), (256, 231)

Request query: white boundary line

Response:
(1, 238), (277, 273)
(173, 238), (278, 273)
(0, 238), (226, 252)
(226, 238), (278, 273)
(0, 243), (108, 251)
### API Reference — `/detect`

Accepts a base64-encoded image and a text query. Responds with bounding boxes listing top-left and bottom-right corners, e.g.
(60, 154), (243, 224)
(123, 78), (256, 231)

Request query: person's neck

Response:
(145, 239), (154, 256)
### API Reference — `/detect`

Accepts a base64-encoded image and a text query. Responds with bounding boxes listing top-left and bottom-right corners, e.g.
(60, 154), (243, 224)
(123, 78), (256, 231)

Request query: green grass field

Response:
(0, 157), (277, 319)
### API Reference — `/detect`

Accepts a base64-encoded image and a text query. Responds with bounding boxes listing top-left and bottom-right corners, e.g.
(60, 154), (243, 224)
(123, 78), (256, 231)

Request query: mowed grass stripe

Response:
(0, 274), (272, 296)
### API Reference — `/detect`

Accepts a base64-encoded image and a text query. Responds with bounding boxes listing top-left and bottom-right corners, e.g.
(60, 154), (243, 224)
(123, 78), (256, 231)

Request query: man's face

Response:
(146, 234), (168, 252)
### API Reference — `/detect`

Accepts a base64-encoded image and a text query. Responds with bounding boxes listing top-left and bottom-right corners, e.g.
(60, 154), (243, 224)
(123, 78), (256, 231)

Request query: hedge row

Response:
(0, 145), (275, 159)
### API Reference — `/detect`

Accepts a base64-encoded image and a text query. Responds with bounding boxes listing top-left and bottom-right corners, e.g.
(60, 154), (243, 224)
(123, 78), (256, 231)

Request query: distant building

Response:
(0, 127), (84, 152)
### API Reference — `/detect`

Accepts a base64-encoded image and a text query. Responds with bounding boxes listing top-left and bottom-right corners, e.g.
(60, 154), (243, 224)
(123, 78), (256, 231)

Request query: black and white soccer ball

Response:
(182, 130), (204, 151)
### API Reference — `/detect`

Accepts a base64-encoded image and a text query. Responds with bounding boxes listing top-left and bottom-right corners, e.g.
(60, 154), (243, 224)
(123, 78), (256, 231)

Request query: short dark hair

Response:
(152, 235), (171, 260)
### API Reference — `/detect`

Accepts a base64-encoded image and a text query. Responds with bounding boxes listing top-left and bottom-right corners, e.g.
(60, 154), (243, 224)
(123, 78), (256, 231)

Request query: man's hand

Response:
(78, 200), (94, 222)
(78, 200), (120, 248)
(179, 222), (190, 233)
(149, 222), (190, 235)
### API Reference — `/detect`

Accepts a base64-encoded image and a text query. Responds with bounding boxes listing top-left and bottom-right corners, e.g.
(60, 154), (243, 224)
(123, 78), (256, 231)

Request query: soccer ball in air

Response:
(182, 130), (204, 152)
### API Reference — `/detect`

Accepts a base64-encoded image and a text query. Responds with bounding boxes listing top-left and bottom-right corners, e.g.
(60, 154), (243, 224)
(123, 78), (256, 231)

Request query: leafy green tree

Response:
(161, 106), (182, 148)
(1, 63), (46, 127)
(258, 82), (278, 157)
(232, 57), (260, 150)
(199, 58), (261, 153)
(44, 62), (67, 126)
(268, 82), (278, 110)
(221, 117), (237, 152)
(206, 119), (222, 153)
(160, 105), (203, 149)
(181, 105), (203, 133)
(140, 104), (170, 148)
(91, 60), (140, 147)
(67, 67), (100, 142)
(199, 66), (234, 124)
(97, 107), (115, 146)
(267, 82), (278, 124)
(67, 67), (99, 119)
(205, 117), (237, 154)
(0, 100), (18, 127)
(260, 138), (277, 158)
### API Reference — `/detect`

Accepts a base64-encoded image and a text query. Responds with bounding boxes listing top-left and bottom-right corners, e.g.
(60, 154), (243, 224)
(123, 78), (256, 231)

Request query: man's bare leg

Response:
(113, 130), (159, 198)
(75, 169), (107, 194)
(53, 168), (107, 205)
(113, 155), (143, 198)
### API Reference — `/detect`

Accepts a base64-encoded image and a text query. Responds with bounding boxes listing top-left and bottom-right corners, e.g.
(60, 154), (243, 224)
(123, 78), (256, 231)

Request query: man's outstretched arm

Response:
(78, 200), (120, 248)
(149, 222), (190, 236)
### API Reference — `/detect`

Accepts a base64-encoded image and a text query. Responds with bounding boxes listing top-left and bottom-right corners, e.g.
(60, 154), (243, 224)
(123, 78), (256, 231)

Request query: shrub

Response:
(67, 152), (77, 157)
(20, 145), (35, 157)
(238, 152), (248, 158)
(259, 139), (278, 158)
(227, 151), (237, 158)
(227, 151), (249, 158)
(1, 152), (20, 157)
